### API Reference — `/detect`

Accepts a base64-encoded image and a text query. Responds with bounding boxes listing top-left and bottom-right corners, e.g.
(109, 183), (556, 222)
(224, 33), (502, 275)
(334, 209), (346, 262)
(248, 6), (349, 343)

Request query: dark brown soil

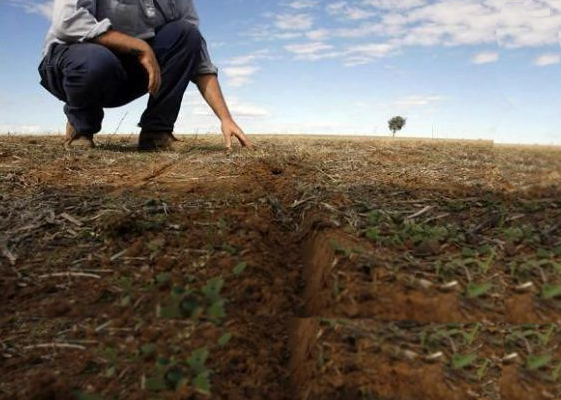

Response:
(1, 135), (560, 399)
(290, 319), (504, 400)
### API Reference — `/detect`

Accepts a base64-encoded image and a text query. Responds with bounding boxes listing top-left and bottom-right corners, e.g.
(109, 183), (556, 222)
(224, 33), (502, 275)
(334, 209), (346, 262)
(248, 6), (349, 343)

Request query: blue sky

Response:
(1, 0), (561, 144)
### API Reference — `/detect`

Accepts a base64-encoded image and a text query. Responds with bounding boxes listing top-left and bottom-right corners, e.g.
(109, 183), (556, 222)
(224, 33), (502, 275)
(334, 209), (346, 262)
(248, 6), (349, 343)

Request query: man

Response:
(39, 0), (253, 151)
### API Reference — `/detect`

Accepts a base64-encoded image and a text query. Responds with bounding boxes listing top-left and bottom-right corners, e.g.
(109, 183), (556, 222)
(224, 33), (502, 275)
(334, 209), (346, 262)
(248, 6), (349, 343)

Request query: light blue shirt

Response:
(42, 0), (218, 75)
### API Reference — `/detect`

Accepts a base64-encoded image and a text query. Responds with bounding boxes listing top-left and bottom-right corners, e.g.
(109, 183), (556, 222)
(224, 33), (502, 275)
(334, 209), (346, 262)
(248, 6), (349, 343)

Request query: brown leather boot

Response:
(64, 122), (95, 149)
(138, 131), (180, 151)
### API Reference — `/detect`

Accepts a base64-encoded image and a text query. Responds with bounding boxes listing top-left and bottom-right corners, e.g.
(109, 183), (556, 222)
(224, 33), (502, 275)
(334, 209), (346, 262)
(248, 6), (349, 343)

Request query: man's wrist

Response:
(220, 115), (234, 124)
(129, 48), (143, 57)
(129, 39), (151, 56)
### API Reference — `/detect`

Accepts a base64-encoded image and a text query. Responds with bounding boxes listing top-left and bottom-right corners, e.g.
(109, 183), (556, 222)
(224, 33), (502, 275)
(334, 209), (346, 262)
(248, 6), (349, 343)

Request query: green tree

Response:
(388, 116), (407, 137)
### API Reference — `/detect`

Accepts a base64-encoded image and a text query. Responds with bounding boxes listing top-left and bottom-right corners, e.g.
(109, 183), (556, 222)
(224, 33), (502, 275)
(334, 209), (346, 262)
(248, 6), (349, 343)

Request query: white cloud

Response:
(273, 0), (561, 67)
(392, 95), (446, 108)
(174, 93), (272, 135)
(534, 53), (561, 66)
(472, 51), (499, 64)
(225, 50), (276, 66)
(222, 66), (260, 87)
(284, 39), (397, 64)
(187, 95), (270, 119)
(275, 13), (314, 30)
(0, 124), (47, 134)
(361, 0), (428, 10)
(326, 2), (375, 21)
(284, 41), (343, 60)
(229, 101), (271, 118)
(220, 50), (276, 87)
(306, 29), (330, 40)
(344, 42), (397, 66)
(497, 1), (561, 48)
(274, 32), (304, 40)
(343, 7), (374, 20)
(288, 0), (318, 9)
(8, 0), (53, 19)
(285, 41), (333, 55)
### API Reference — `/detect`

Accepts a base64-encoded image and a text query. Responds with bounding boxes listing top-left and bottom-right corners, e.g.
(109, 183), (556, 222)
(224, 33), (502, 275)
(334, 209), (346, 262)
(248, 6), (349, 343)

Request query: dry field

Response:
(0, 134), (560, 399)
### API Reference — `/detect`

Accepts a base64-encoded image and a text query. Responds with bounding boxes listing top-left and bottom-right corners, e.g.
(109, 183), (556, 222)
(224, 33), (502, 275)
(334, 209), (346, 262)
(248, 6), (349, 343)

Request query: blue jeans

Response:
(38, 20), (202, 135)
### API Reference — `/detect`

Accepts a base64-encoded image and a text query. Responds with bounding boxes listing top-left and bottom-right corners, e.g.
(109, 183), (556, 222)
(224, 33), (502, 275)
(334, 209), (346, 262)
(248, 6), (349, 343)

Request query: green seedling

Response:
(331, 274), (341, 298)
(218, 333), (232, 347)
(202, 277), (225, 302)
(192, 370), (211, 396)
(527, 354), (553, 371)
(101, 347), (119, 378)
(477, 359), (491, 380)
(187, 347), (209, 375)
(217, 217), (228, 231)
(367, 210), (386, 225)
(507, 325), (558, 347)
(319, 318), (339, 329)
(520, 201), (544, 213)
(446, 200), (469, 212)
(503, 227), (524, 243)
(117, 276), (134, 306)
(552, 361), (561, 381)
(141, 343), (157, 358)
(400, 223), (449, 245)
(365, 227), (381, 243)
(207, 299), (226, 322)
(156, 272), (172, 285)
(478, 251), (496, 275)
(537, 248), (551, 259)
(73, 392), (102, 400)
(451, 353), (478, 370)
(179, 294), (202, 318)
(330, 240), (353, 257)
(466, 282), (493, 299)
(147, 237), (166, 253)
(536, 325), (557, 346)
(145, 374), (168, 391)
(478, 244), (493, 255)
(164, 366), (184, 388)
(542, 284), (561, 300)
(146, 347), (213, 394)
(463, 324), (482, 345)
(159, 275), (227, 323)
(219, 243), (239, 255)
(233, 262), (247, 275)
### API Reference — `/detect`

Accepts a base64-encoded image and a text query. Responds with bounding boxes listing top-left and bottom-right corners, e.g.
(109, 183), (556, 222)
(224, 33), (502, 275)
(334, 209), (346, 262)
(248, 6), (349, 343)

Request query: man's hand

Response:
(136, 45), (161, 96)
(194, 74), (255, 151)
(221, 118), (253, 152)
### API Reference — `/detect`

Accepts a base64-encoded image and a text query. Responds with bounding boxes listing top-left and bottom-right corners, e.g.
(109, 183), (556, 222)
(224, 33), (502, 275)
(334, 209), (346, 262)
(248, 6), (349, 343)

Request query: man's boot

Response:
(64, 121), (95, 149)
(138, 131), (180, 151)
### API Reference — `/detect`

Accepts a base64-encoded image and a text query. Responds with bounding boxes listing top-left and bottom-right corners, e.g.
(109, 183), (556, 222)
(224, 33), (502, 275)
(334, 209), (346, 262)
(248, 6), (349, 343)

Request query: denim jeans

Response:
(39, 20), (203, 135)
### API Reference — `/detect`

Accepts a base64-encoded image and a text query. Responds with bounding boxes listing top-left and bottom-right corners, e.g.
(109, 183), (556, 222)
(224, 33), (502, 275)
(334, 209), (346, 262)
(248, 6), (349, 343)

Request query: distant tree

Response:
(388, 116), (407, 137)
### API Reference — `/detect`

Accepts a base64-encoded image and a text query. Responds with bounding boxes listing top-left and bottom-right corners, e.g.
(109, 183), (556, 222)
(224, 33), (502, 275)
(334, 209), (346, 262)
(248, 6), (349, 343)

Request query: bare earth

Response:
(1, 134), (560, 399)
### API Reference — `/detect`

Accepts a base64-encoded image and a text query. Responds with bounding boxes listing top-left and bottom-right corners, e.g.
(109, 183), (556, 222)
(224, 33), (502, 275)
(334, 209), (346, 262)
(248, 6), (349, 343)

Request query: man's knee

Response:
(163, 20), (202, 54)
(64, 44), (124, 91)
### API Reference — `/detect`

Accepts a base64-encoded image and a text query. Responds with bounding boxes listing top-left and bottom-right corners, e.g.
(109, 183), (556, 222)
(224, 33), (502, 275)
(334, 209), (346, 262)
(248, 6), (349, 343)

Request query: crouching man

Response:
(39, 0), (252, 151)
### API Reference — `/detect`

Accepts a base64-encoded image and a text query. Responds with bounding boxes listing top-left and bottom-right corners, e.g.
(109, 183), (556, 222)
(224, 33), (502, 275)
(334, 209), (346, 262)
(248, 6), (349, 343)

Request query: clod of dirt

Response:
(413, 238), (442, 256)
(25, 373), (75, 400)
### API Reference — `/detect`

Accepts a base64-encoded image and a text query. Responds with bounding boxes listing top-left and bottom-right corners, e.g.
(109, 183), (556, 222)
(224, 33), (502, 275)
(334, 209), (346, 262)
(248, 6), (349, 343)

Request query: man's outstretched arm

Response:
(194, 74), (253, 151)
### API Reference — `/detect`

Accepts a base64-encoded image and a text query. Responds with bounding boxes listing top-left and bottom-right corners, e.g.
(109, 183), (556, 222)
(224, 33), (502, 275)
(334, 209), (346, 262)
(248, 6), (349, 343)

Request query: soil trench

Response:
(288, 231), (497, 400)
